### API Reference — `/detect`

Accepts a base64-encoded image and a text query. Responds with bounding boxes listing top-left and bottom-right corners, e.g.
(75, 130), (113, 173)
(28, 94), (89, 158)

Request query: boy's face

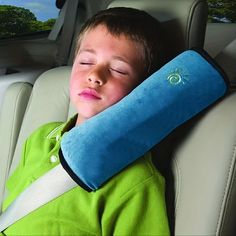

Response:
(70, 25), (145, 125)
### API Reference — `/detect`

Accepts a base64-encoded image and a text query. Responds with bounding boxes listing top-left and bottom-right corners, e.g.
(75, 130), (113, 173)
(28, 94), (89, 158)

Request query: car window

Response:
(208, 0), (236, 23)
(0, 0), (59, 39)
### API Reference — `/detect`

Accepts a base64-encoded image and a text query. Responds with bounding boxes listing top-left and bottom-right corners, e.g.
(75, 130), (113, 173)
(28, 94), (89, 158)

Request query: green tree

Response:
(0, 5), (56, 38)
(42, 19), (56, 31)
(0, 5), (37, 37)
(208, 0), (236, 22)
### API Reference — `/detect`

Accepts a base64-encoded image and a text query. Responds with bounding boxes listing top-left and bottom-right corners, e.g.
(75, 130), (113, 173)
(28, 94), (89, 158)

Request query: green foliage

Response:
(0, 5), (56, 38)
(208, 0), (236, 23)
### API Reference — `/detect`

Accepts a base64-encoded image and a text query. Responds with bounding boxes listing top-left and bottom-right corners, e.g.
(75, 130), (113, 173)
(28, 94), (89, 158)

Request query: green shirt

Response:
(2, 116), (170, 235)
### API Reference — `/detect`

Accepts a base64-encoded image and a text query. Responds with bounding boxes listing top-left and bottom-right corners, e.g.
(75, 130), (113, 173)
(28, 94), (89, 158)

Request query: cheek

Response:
(107, 84), (133, 105)
(69, 76), (80, 101)
(70, 68), (84, 90)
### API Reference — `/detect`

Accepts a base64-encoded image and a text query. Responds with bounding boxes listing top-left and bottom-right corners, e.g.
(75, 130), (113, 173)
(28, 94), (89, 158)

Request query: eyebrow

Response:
(112, 56), (130, 65)
(79, 48), (96, 55)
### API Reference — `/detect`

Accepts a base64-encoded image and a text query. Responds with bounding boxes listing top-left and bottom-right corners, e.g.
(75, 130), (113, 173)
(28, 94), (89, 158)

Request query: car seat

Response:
(4, 0), (236, 235)
(108, 0), (208, 58)
(215, 38), (236, 89)
(0, 82), (32, 213)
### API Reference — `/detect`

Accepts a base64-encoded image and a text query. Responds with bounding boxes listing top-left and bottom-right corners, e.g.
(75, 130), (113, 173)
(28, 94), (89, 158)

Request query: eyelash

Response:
(79, 62), (127, 75)
(109, 68), (127, 75)
(79, 62), (93, 65)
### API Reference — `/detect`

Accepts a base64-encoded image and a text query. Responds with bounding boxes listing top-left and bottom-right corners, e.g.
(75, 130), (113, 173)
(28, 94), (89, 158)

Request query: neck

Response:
(76, 115), (87, 126)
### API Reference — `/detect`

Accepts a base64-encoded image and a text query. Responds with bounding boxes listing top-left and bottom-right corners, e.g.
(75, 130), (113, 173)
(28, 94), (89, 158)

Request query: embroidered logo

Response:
(167, 68), (188, 85)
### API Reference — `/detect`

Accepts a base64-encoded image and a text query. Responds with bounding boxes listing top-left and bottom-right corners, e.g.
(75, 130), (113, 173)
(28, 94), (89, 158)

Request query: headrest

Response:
(108, 0), (208, 56)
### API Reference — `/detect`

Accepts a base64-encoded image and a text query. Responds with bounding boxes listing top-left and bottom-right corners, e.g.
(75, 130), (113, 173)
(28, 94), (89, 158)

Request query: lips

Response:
(79, 88), (101, 100)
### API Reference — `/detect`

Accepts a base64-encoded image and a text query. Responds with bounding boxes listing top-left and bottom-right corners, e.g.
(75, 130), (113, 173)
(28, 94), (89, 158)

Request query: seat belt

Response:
(55, 0), (79, 66)
(0, 165), (76, 232)
(47, 1), (68, 41)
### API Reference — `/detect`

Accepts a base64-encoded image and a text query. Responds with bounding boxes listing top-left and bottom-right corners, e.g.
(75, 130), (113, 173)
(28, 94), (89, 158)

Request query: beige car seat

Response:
(108, 0), (208, 57)
(0, 82), (33, 212)
(215, 38), (236, 89)
(4, 0), (236, 235)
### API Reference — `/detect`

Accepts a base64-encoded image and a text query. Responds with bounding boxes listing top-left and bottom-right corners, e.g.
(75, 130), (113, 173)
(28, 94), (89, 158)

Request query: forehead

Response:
(81, 25), (129, 44)
(78, 24), (145, 53)
(79, 25), (144, 57)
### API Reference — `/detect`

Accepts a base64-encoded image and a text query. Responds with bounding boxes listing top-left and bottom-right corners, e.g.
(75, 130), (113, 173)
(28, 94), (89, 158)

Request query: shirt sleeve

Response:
(101, 173), (170, 236)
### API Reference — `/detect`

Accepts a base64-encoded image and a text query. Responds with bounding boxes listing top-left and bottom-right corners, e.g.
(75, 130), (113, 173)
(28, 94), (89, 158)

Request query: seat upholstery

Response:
(0, 82), (32, 211)
(215, 38), (236, 89)
(9, 66), (73, 176)
(0, 68), (46, 111)
(153, 92), (236, 235)
(4, 0), (236, 235)
(108, 0), (208, 57)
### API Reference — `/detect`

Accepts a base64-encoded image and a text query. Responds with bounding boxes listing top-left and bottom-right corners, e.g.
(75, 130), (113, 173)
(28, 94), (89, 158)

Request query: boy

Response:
(1, 7), (170, 235)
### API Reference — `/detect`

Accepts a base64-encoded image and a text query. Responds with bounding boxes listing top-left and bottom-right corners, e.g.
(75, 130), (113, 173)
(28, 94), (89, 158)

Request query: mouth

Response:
(79, 88), (101, 100)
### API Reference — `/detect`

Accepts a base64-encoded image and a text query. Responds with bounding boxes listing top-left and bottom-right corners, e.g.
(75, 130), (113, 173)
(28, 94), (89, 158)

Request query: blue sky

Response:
(0, 0), (59, 21)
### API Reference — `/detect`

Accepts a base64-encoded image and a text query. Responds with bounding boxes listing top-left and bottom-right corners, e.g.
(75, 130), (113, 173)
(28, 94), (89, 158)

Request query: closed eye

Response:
(110, 68), (128, 75)
(79, 62), (94, 65)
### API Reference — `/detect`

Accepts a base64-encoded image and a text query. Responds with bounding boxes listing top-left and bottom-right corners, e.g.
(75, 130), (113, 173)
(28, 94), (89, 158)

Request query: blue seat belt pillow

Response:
(60, 49), (228, 191)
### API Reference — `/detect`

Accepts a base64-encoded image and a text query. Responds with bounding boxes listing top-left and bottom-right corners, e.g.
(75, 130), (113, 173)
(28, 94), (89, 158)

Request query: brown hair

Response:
(76, 7), (169, 77)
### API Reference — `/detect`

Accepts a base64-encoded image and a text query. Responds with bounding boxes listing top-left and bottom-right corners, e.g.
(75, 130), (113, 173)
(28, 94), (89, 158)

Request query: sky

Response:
(0, 0), (60, 21)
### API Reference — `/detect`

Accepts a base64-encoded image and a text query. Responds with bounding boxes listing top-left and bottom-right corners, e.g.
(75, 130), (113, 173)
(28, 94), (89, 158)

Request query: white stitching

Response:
(173, 157), (181, 216)
(46, 124), (64, 139)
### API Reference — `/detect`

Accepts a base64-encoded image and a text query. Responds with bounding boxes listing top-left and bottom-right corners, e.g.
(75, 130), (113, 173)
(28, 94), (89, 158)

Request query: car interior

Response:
(0, 0), (236, 235)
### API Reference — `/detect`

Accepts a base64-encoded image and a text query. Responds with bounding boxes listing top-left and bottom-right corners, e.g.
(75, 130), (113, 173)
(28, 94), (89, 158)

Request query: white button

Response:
(50, 155), (58, 163)
(56, 135), (60, 142)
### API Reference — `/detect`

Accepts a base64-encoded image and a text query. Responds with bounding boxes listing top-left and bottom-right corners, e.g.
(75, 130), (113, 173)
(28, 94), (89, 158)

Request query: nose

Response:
(87, 76), (103, 86)
(87, 66), (106, 86)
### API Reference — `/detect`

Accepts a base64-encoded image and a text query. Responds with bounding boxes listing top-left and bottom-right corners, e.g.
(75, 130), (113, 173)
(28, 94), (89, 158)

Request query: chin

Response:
(78, 106), (108, 120)
(81, 111), (102, 120)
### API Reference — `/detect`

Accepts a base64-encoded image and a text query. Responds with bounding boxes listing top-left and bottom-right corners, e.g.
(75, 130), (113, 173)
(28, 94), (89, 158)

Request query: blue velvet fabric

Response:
(61, 50), (227, 191)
